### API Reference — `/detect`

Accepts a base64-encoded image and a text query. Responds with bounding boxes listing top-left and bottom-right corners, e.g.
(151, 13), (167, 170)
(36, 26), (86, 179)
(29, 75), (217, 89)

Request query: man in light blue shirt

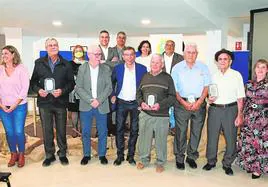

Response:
(171, 43), (210, 170)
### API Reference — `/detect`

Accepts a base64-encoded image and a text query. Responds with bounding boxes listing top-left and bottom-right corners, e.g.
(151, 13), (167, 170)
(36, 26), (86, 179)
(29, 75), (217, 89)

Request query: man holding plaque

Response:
(202, 49), (245, 176)
(30, 38), (75, 167)
(171, 43), (210, 170)
(136, 54), (176, 173)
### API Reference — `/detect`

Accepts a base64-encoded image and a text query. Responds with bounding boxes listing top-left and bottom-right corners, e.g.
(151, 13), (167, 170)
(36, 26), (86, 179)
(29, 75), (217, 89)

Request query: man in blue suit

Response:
(111, 46), (147, 166)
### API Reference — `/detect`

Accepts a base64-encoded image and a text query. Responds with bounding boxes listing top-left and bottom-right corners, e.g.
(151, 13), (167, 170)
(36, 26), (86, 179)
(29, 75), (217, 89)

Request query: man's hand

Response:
(190, 100), (202, 111)
(208, 96), (217, 104)
(150, 103), (160, 111)
(91, 99), (100, 108)
(181, 100), (193, 111)
(111, 96), (116, 104)
(111, 56), (119, 62)
(38, 89), (48, 97)
(52, 89), (62, 98)
(141, 102), (151, 110)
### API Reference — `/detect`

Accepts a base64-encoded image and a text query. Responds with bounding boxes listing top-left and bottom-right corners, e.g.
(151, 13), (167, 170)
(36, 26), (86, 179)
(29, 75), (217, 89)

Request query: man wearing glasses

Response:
(111, 47), (147, 166)
(76, 45), (112, 165)
(30, 38), (75, 167)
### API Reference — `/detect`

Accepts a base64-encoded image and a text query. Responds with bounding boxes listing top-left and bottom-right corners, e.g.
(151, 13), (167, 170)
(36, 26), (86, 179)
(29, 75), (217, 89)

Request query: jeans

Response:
(80, 108), (107, 157)
(116, 99), (139, 158)
(39, 107), (67, 158)
(0, 103), (27, 152)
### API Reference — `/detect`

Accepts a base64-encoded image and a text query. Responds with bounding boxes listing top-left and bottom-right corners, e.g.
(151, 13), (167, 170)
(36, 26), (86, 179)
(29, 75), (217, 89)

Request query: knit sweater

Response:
(136, 71), (176, 117)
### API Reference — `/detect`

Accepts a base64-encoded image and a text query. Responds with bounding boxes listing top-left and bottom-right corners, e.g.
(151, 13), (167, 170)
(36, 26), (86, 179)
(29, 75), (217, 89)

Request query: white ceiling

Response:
(0, 0), (268, 37)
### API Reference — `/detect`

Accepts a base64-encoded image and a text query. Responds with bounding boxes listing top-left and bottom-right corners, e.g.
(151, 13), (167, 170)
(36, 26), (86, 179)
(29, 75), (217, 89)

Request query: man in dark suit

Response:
(98, 30), (119, 69)
(76, 45), (112, 165)
(163, 40), (184, 74)
(111, 46), (147, 166)
(111, 31), (127, 61)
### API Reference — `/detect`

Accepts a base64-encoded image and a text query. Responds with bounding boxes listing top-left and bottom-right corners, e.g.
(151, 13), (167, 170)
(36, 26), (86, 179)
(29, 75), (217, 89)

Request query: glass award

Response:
(147, 95), (156, 107)
(187, 94), (196, 103)
(209, 84), (218, 97)
(44, 78), (55, 93)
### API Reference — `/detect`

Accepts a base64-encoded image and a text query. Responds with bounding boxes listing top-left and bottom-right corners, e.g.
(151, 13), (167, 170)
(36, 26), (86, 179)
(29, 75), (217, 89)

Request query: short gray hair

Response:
(45, 37), (58, 47)
(184, 42), (198, 52)
(151, 53), (164, 63)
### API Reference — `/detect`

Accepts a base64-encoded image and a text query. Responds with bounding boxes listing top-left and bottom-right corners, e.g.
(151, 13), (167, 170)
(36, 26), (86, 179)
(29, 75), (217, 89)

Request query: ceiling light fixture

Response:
(141, 19), (151, 25)
(52, 20), (62, 27)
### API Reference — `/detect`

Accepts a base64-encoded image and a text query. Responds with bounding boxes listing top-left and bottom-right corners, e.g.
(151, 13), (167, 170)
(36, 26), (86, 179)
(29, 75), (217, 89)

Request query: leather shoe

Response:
(186, 157), (197, 169)
(42, 156), (56, 167)
(222, 166), (233, 176)
(59, 156), (69, 165)
(80, 156), (91, 165)
(113, 157), (124, 166)
(202, 163), (216, 171)
(99, 156), (108, 165)
(176, 162), (185, 170)
(252, 173), (261, 179)
(126, 156), (136, 165)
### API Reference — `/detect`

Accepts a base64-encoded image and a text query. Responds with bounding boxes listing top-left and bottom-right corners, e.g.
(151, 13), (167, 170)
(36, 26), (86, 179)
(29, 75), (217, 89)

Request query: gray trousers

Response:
(206, 105), (238, 168)
(173, 102), (206, 163)
(138, 111), (169, 166)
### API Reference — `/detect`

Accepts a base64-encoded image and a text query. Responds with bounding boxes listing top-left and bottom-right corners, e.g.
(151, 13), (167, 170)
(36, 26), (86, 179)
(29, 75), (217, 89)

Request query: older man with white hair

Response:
(171, 43), (211, 170)
(76, 45), (112, 165)
(136, 54), (176, 173)
(202, 49), (245, 176)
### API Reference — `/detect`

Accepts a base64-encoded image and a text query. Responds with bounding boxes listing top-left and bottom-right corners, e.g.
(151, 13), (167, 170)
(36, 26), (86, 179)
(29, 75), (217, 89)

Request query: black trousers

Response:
(39, 107), (67, 158)
(115, 99), (139, 158)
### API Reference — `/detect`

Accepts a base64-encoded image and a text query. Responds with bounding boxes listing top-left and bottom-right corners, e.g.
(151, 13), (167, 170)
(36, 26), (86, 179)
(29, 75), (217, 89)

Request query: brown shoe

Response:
(156, 165), (164, 173)
(8, 152), (18, 167)
(17, 153), (25, 168)
(137, 162), (145, 170)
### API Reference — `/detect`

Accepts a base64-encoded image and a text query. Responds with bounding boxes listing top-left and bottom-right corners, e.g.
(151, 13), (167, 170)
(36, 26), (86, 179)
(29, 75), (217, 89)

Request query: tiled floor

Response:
(0, 156), (267, 187)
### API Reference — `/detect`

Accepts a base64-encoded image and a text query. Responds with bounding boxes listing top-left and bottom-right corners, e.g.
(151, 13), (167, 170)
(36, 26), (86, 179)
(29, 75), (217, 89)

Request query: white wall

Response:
(183, 34), (208, 64)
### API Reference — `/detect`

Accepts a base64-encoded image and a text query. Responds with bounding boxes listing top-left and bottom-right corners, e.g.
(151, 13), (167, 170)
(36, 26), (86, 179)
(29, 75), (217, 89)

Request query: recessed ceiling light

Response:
(141, 19), (151, 25)
(52, 20), (62, 27)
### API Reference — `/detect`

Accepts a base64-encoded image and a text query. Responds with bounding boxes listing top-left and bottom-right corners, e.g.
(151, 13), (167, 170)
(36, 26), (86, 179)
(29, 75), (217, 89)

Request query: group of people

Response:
(0, 30), (267, 179)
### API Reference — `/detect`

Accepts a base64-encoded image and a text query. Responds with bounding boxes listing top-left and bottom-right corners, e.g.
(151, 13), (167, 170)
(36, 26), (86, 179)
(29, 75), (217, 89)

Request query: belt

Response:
(210, 102), (237, 108)
(118, 98), (136, 104)
(181, 97), (200, 101)
(250, 103), (268, 109)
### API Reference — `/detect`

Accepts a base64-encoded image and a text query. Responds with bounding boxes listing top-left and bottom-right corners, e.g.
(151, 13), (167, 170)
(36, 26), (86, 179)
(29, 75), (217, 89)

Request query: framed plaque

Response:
(209, 84), (218, 97)
(147, 94), (157, 107)
(44, 78), (55, 93)
(187, 94), (196, 103)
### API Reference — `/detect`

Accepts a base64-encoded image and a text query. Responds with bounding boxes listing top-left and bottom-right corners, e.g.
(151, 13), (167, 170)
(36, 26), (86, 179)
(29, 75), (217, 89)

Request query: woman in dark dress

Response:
(68, 45), (87, 137)
(237, 59), (268, 179)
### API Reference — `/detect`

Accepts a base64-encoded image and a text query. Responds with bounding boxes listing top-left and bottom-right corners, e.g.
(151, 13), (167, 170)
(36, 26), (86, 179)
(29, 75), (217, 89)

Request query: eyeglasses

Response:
(90, 53), (102, 56)
(185, 51), (197, 55)
(47, 44), (58, 48)
(123, 53), (135, 56)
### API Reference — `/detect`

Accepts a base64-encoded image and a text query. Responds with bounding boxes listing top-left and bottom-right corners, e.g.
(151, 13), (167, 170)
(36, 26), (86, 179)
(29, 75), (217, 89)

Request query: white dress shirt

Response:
(118, 64), (136, 101)
(212, 68), (245, 104)
(164, 53), (174, 74)
(100, 46), (109, 60)
(136, 54), (152, 72)
(89, 64), (99, 99)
